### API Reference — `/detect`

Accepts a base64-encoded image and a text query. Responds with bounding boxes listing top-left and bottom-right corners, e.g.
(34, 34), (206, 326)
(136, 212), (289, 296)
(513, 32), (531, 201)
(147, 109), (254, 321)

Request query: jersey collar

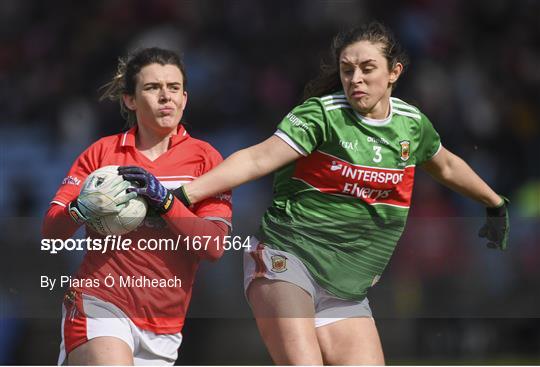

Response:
(353, 98), (394, 127)
(120, 124), (190, 149)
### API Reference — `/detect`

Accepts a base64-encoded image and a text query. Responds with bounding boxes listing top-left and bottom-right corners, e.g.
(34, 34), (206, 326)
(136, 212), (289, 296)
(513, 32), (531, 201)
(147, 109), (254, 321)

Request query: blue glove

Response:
(478, 196), (510, 251)
(118, 166), (174, 214)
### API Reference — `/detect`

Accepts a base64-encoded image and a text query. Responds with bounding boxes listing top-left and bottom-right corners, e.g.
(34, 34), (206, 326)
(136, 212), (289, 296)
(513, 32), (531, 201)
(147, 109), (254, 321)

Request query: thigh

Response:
(316, 317), (385, 365)
(68, 336), (134, 365)
(59, 292), (135, 365)
(133, 328), (182, 366)
(247, 278), (323, 365)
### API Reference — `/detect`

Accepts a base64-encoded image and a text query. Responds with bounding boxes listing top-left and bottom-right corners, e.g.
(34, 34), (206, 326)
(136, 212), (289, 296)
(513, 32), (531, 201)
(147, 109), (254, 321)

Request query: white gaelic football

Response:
(79, 165), (148, 235)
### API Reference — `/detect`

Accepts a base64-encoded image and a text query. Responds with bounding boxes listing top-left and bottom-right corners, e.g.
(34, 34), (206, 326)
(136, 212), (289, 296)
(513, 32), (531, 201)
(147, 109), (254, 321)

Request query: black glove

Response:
(478, 196), (510, 251)
(118, 166), (174, 214)
(172, 185), (192, 207)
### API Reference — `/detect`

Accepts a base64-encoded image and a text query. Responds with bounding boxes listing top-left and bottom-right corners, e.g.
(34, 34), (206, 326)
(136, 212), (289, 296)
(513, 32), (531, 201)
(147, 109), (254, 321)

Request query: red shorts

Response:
(58, 290), (182, 365)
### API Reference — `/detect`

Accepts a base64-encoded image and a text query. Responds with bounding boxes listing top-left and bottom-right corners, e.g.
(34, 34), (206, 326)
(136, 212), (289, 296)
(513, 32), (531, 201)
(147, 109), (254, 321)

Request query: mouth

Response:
(158, 107), (174, 115)
(351, 91), (367, 99)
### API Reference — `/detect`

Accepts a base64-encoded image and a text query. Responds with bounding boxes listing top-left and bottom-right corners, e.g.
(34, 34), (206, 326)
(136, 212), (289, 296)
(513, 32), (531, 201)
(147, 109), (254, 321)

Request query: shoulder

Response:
(293, 92), (351, 114)
(391, 97), (424, 121)
(79, 132), (125, 158)
(318, 92), (352, 113)
(289, 92), (352, 122)
(94, 132), (126, 148)
(297, 91), (352, 114)
(184, 136), (224, 167)
(391, 97), (436, 131)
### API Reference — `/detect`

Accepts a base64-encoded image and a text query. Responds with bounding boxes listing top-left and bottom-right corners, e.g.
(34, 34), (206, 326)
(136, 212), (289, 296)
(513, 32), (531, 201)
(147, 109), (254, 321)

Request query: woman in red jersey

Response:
(42, 48), (231, 365)
(172, 22), (509, 365)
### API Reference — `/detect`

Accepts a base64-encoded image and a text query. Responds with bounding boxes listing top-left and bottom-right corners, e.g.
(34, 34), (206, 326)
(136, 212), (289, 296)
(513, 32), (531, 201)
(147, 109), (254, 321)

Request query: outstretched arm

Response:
(183, 135), (303, 204)
(421, 146), (502, 207)
(422, 146), (509, 250)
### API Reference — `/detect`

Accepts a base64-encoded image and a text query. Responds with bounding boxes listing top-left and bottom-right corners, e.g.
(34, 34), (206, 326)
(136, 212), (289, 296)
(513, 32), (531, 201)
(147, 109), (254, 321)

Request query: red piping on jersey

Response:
(250, 243), (267, 278)
(63, 291), (88, 355)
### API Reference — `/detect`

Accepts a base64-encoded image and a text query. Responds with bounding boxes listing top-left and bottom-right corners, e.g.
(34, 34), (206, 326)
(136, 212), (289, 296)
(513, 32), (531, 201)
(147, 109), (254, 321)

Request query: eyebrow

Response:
(143, 82), (182, 87)
(340, 59), (377, 66)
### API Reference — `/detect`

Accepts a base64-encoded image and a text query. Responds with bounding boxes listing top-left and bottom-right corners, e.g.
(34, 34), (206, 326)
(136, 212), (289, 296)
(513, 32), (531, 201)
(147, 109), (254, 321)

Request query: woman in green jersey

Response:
(174, 22), (509, 365)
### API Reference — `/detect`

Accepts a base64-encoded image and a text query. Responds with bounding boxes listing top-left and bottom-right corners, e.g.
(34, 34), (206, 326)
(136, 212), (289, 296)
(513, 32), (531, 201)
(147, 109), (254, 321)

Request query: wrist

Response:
(488, 194), (510, 208)
(486, 194), (504, 208)
(156, 190), (175, 214)
(486, 195), (508, 217)
(68, 199), (88, 224)
(173, 185), (192, 207)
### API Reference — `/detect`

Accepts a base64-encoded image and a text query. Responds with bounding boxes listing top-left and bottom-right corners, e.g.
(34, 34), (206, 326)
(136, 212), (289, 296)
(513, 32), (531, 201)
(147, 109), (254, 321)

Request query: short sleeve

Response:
(192, 145), (232, 228)
(275, 98), (326, 155)
(50, 142), (103, 206)
(415, 113), (442, 165)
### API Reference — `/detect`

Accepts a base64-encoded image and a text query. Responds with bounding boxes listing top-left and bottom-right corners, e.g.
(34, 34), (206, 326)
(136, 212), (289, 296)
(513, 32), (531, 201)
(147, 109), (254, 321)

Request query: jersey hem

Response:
(274, 129), (308, 156)
(258, 237), (371, 302)
(429, 142), (443, 160)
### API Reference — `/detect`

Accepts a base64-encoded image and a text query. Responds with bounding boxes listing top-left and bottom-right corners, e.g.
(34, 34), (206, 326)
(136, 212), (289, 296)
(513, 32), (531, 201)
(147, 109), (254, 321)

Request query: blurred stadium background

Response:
(0, 0), (539, 364)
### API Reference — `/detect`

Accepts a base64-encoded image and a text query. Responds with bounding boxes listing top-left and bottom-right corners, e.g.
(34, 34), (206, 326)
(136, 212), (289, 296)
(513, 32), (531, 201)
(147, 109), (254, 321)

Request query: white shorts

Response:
(243, 237), (372, 328)
(58, 291), (182, 366)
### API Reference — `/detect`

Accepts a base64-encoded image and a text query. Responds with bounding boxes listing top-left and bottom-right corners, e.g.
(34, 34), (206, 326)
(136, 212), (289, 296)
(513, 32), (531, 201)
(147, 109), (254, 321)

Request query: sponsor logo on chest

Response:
(293, 150), (415, 207)
(366, 136), (390, 145)
(399, 140), (410, 161)
(339, 139), (359, 151)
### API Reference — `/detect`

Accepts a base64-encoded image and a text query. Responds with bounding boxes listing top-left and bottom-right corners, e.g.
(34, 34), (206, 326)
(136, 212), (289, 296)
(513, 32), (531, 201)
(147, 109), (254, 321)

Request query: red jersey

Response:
(43, 125), (232, 334)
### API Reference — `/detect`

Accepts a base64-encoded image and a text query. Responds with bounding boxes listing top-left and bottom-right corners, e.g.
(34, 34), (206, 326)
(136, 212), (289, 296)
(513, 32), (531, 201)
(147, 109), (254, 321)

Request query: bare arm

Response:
(184, 135), (303, 204)
(421, 146), (502, 207)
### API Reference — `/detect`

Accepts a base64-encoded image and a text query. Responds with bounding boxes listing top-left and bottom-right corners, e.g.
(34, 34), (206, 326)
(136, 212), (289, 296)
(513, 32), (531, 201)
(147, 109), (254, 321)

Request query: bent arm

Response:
(421, 146), (502, 207)
(184, 135), (303, 204)
(162, 201), (230, 262)
(42, 204), (81, 240)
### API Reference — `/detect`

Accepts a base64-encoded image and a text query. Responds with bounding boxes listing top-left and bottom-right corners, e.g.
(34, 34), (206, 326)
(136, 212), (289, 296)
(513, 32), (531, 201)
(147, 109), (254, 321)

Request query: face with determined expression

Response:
(339, 40), (402, 119)
(123, 63), (187, 136)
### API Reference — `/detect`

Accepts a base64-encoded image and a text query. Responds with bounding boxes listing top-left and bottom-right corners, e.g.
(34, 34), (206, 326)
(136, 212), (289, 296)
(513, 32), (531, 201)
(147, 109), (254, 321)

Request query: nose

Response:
(351, 68), (364, 84)
(158, 88), (171, 102)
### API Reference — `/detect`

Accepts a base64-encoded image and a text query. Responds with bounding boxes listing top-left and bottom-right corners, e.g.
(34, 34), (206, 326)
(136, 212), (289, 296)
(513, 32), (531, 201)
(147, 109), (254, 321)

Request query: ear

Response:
(122, 94), (136, 111)
(180, 91), (188, 112)
(389, 62), (403, 85)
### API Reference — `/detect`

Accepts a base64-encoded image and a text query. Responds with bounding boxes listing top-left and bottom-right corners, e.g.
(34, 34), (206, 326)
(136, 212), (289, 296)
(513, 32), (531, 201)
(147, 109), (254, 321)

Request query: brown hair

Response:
(303, 21), (408, 100)
(100, 47), (188, 127)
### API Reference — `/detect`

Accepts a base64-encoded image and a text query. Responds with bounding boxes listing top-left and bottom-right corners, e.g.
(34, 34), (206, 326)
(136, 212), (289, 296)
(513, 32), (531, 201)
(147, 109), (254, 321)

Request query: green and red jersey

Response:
(258, 92), (441, 300)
